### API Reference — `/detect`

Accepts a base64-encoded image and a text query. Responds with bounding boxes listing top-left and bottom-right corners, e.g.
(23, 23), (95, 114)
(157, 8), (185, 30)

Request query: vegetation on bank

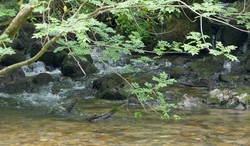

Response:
(0, 0), (249, 119)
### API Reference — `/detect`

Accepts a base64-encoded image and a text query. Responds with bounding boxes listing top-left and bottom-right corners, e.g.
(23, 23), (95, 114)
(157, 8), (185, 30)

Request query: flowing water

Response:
(1, 55), (250, 145)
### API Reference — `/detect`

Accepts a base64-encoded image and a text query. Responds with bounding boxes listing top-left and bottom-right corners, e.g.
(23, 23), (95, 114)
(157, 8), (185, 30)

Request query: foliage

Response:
(131, 72), (177, 119)
(0, 34), (16, 58)
(0, 4), (17, 21)
(209, 42), (238, 61)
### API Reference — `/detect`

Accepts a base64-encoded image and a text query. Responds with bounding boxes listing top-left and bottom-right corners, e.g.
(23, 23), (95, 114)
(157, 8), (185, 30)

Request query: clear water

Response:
(3, 53), (249, 145)
(0, 98), (250, 146)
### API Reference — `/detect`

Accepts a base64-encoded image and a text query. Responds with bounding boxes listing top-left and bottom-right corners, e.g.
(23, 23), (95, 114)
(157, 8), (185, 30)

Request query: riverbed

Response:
(1, 98), (249, 146)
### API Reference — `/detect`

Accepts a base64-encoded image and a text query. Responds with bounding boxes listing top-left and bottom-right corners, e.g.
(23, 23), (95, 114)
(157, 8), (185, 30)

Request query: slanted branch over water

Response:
(66, 97), (79, 114)
(84, 102), (127, 122)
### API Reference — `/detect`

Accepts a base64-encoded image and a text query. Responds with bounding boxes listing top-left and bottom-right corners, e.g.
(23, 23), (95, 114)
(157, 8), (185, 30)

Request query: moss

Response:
(244, 96), (250, 104)
(190, 56), (224, 77)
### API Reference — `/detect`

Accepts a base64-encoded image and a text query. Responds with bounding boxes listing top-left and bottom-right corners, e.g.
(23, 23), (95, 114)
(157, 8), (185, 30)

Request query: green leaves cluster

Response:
(131, 72), (177, 119)
(182, 32), (211, 55)
(154, 41), (182, 55)
(0, 4), (16, 21)
(209, 42), (238, 61)
(192, 0), (224, 17)
(0, 34), (15, 58)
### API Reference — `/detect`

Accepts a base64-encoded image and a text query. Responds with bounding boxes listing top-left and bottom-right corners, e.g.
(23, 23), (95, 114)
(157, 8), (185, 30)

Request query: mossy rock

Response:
(219, 74), (239, 82)
(93, 73), (127, 100)
(162, 67), (188, 79)
(0, 68), (30, 93)
(92, 72), (158, 100)
(52, 51), (67, 68)
(245, 59), (250, 72)
(32, 73), (54, 85)
(0, 50), (25, 66)
(61, 55), (98, 77)
(190, 56), (224, 77)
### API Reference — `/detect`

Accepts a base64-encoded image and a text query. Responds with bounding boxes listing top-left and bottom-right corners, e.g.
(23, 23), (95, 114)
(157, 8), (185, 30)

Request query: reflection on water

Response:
(0, 99), (250, 146)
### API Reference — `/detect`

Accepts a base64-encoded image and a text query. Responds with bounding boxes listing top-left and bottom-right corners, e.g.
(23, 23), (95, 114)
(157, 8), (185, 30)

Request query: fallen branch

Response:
(84, 102), (127, 122)
(66, 97), (79, 113)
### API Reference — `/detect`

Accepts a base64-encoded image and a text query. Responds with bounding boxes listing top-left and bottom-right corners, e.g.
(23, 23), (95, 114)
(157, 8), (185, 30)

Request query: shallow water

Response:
(0, 98), (250, 146)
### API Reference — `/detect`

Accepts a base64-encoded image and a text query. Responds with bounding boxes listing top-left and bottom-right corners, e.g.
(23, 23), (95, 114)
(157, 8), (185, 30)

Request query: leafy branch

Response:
(131, 72), (177, 119)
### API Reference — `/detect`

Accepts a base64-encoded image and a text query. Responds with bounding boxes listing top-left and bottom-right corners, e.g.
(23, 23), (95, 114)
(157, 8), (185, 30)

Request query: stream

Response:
(1, 52), (250, 145)
(1, 101), (250, 145)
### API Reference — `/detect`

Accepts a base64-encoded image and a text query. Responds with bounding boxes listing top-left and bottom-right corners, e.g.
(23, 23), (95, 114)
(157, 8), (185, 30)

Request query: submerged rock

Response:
(177, 94), (206, 110)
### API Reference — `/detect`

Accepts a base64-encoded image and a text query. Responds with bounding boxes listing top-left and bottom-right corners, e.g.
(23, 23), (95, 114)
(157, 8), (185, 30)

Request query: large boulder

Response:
(158, 18), (199, 44)
(0, 68), (30, 93)
(30, 41), (66, 68)
(0, 50), (26, 66)
(219, 74), (250, 86)
(32, 73), (54, 85)
(10, 22), (36, 51)
(61, 55), (98, 77)
(189, 56), (224, 77)
(92, 72), (160, 100)
(219, 25), (248, 48)
(92, 73), (128, 100)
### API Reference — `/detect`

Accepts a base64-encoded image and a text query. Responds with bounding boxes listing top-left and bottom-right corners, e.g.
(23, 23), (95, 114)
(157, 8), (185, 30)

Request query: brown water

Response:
(0, 99), (250, 146)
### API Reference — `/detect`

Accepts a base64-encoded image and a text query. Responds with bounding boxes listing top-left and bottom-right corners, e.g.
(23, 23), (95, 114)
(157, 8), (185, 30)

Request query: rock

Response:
(0, 68), (30, 93)
(218, 74), (250, 86)
(173, 57), (190, 66)
(61, 55), (98, 77)
(161, 67), (188, 79)
(52, 51), (67, 68)
(208, 89), (249, 110)
(189, 56), (224, 77)
(92, 72), (170, 100)
(245, 59), (250, 72)
(220, 24), (248, 48)
(177, 94), (206, 110)
(219, 74), (241, 82)
(158, 18), (199, 43)
(0, 50), (25, 66)
(10, 22), (36, 51)
(30, 40), (67, 68)
(181, 78), (211, 87)
(92, 73), (128, 100)
(32, 73), (54, 85)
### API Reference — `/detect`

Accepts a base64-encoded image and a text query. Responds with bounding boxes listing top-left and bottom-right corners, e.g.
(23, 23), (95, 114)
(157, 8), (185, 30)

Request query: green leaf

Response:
(246, 23), (250, 29)
(0, 47), (15, 56)
(134, 112), (142, 117)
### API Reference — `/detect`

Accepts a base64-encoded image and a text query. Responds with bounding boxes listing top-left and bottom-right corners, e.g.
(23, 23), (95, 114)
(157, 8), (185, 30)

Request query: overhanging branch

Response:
(0, 34), (62, 75)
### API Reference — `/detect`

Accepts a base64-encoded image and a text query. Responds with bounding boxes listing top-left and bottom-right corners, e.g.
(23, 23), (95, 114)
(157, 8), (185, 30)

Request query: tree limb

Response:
(3, 3), (33, 40)
(0, 33), (62, 75)
(84, 102), (127, 122)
